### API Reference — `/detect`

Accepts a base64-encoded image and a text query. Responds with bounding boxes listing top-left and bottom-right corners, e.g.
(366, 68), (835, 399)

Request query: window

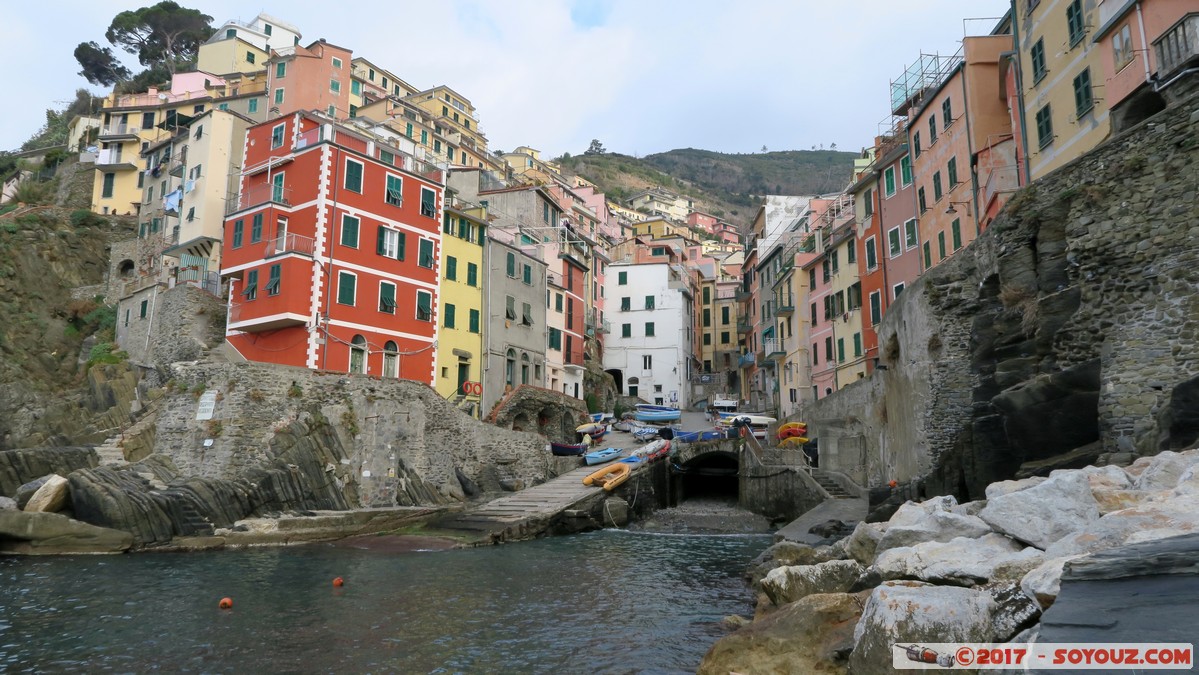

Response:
(344, 159), (363, 192)
(548, 327), (562, 350)
(928, 115), (937, 145)
(853, 333), (862, 358)
(900, 155), (913, 186)
(420, 187), (436, 218)
(933, 171), (943, 202)
(332, 57), (342, 69)
(380, 282), (396, 313)
(418, 238), (434, 268)
(642, 355), (652, 370)
(444, 303), (456, 328)
(847, 241), (856, 264)
(341, 214), (359, 248)
(942, 98), (953, 128)
(918, 187), (927, 214)
(721, 306), (730, 324)
(947, 157), (958, 187)
(250, 213), (263, 243)
(1073, 68), (1094, 117)
(645, 295), (655, 310)
(621, 297), (631, 311)
(703, 308), (711, 327)
(469, 309), (480, 333)
(232, 220), (243, 248)
(421, 130), (428, 145)
(523, 264), (532, 285)
(505, 251), (516, 277)
(809, 269), (817, 289)
(951, 219), (962, 251)
(888, 227), (902, 258)
(102, 172), (115, 198)
(242, 269), (258, 301)
(1066, 0), (1084, 47)
(923, 241), (932, 269)
(1031, 38), (1046, 83)
(848, 282), (862, 310)
(1113, 24), (1134, 71)
(385, 175), (403, 206)
(556, 293), (563, 312)
(275, 62), (286, 78)
(904, 218), (918, 249)
(938, 231), (947, 260)
(863, 188), (874, 217)
(703, 334), (711, 345)
(337, 271), (356, 305)
(505, 295), (517, 320)
(248, 99), (258, 114)
(865, 236), (877, 270)
(1036, 104), (1054, 149)
(376, 226), (404, 259)
(883, 166), (896, 197)
(274, 88), (284, 105)
(837, 338), (845, 362)
(246, 52), (255, 65)
(265, 264), (281, 295)
(416, 290), (432, 321)
(811, 302), (819, 326)
(446, 256), (457, 281)
(622, 323), (632, 338)
(721, 331), (730, 344)
(368, 68), (375, 81)
(263, 23), (272, 35)
(812, 344), (818, 365)
(351, 80), (361, 96)
(645, 322), (655, 337)
(270, 123), (285, 149)
(618, 271), (628, 285)
(869, 291), (882, 326)
(521, 302), (532, 326)
(467, 262), (478, 286)
(825, 337), (833, 362)
(894, 282), (905, 299)
(913, 131), (921, 158)
(831, 249), (839, 273)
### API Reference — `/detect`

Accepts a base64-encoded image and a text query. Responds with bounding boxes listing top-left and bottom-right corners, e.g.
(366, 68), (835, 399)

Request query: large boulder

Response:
(1020, 555), (1085, 609)
(984, 476), (1046, 500)
(1045, 490), (1199, 557)
(745, 540), (839, 588)
(978, 471), (1100, 549)
(849, 581), (995, 675)
(0, 447), (97, 497)
(0, 496), (16, 510)
(699, 591), (866, 675)
(875, 510), (992, 553)
(873, 533), (1043, 586)
(761, 560), (863, 606)
(887, 496), (958, 527)
(1130, 450), (1199, 490)
(988, 581), (1043, 642)
(845, 521), (886, 565)
(23, 474), (70, 513)
(0, 509), (133, 554)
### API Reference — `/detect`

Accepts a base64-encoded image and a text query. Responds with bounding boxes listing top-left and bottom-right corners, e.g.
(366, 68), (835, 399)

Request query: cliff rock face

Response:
(808, 93), (1199, 499)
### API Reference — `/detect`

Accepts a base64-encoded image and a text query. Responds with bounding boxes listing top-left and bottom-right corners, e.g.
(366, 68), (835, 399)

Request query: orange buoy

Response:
(219, 597), (233, 609)
(888, 479), (898, 488)
(332, 577), (344, 587)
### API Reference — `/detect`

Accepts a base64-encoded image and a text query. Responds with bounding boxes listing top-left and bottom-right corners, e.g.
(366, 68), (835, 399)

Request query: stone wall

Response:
(487, 384), (590, 444)
(805, 92), (1199, 500)
(115, 283), (226, 371)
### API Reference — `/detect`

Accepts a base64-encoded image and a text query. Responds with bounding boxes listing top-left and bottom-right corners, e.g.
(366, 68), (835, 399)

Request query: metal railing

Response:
(226, 184), (291, 215)
(763, 338), (784, 357)
(96, 149), (135, 166)
(1155, 13), (1199, 76)
(264, 232), (315, 257)
(100, 124), (141, 137)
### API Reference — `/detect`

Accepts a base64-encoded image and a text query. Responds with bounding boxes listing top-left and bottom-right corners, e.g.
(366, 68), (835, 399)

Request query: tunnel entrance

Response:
(672, 453), (739, 504)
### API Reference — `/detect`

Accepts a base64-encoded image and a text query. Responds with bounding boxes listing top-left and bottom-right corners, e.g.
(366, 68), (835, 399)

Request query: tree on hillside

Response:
(585, 139), (606, 155)
(104, 1), (214, 74)
(74, 42), (132, 87)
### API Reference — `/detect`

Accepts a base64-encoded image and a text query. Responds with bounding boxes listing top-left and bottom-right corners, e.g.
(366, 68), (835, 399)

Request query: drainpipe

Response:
(322, 132), (339, 372)
(1010, 0), (1033, 183)
(1135, 3), (1152, 83)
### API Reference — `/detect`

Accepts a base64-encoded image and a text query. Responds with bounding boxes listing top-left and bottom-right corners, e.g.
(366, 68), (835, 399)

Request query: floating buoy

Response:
(332, 577), (344, 587)
(888, 479), (898, 488)
(219, 597), (233, 609)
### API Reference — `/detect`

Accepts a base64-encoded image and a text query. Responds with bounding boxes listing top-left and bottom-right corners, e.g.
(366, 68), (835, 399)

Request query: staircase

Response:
(93, 407), (159, 468)
(812, 470), (854, 499)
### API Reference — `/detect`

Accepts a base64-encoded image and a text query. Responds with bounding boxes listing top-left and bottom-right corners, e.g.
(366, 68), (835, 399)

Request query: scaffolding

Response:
(889, 49), (964, 115)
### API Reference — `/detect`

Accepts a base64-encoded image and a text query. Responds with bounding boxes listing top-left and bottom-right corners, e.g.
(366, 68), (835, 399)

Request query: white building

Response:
(603, 262), (694, 409)
(207, 13), (302, 53)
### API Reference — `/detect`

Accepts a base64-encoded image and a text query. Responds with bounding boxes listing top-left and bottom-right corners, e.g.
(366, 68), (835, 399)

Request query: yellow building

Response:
(1014, 0), (1110, 179)
(628, 216), (697, 242)
(504, 146), (563, 185)
(197, 37), (268, 76)
(349, 57), (419, 120)
(407, 86), (490, 167)
(435, 194), (488, 412)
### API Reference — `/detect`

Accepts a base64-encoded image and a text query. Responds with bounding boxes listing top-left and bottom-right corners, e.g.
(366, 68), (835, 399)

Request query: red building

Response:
(221, 111), (444, 381)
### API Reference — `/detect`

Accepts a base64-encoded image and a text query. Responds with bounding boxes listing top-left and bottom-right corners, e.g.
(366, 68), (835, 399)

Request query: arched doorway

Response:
(382, 341), (398, 378)
(505, 348), (516, 387)
(627, 376), (639, 398)
(606, 368), (623, 393)
(521, 352), (530, 385)
(118, 259), (135, 277)
(349, 335), (367, 374)
(674, 452), (739, 504)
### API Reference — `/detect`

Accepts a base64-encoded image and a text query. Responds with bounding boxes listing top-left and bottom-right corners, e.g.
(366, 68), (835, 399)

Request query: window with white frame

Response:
(904, 218), (918, 249)
(887, 226), (902, 258)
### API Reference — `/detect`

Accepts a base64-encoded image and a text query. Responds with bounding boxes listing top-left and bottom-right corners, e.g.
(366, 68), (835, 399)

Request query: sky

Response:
(1, 0), (1013, 158)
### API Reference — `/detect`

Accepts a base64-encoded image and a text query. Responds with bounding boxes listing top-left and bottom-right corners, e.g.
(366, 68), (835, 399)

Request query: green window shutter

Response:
(621, 323), (631, 338)
(420, 188), (435, 217)
(469, 309), (480, 333)
(376, 224), (386, 255)
(418, 238), (434, 267)
(854, 333), (862, 357)
(618, 271), (627, 285)
(645, 322), (655, 337)
(276, 62), (285, 78)
(506, 252), (515, 276)
(523, 264), (531, 285)
(458, 217), (469, 239)
(446, 256), (457, 280)
(397, 232), (406, 260)
(250, 213), (263, 242)
(345, 160), (363, 192)
(337, 272), (355, 305)
(621, 297), (630, 311)
(645, 295), (654, 309)
(884, 167), (895, 195)
(837, 338), (845, 362)
(248, 99), (258, 113)
(938, 232), (946, 260)
(923, 242), (932, 269)
(406, 123), (413, 137)
(341, 215), (359, 247)
(386, 175), (403, 206)
(274, 88), (284, 105)
(379, 282), (396, 313)
(948, 157), (958, 186)
(416, 292), (431, 320)
(556, 294), (563, 311)
(900, 155), (912, 185)
(443, 213), (452, 234)
(933, 172), (942, 201)
(266, 264), (281, 295)
(351, 80), (360, 95)
(232, 220), (243, 248)
(467, 262), (477, 286)
(870, 292), (881, 326)
(244, 270), (258, 300)
(952, 219), (962, 250)
(444, 303), (455, 328)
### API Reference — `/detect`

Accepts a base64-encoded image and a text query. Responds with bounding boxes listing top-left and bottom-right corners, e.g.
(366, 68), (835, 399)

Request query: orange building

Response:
(266, 39), (353, 119)
(221, 111), (445, 381)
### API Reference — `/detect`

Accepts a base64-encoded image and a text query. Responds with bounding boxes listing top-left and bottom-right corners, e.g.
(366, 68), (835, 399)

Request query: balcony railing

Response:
(982, 164), (1020, 208)
(763, 338), (785, 358)
(95, 149), (137, 169)
(226, 183), (292, 215)
(736, 320), (751, 334)
(776, 303), (795, 316)
(737, 352), (755, 368)
(99, 124), (141, 138)
(264, 232), (315, 258)
(1155, 13), (1199, 77)
(716, 289), (737, 300)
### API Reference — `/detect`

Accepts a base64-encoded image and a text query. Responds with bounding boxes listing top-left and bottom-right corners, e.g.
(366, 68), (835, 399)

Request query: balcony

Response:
(736, 320), (751, 334)
(735, 290), (752, 301)
(1155, 13), (1199, 79)
(228, 301), (307, 332)
(776, 303), (795, 316)
(763, 338), (785, 359)
(264, 232), (316, 258)
(99, 124), (142, 140)
(737, 352), (755, 368)
(226, 183), (292, 216)
(982, 164), (1019, 210)
(94, 149), (138, 170)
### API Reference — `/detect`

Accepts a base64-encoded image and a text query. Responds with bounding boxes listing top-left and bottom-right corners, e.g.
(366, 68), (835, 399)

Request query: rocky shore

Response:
(699, 447), (1199, 674)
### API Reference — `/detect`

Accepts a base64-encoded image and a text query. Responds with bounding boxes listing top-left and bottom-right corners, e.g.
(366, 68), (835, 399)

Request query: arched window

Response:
(349, 335), (367, 374)
(505, 349), (516, 387)
(382, 340), (398, 378)
(520, 352), (530, 385)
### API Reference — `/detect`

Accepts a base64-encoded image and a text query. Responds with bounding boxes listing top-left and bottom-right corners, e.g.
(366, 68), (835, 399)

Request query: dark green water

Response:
(0, 530), (770, 674)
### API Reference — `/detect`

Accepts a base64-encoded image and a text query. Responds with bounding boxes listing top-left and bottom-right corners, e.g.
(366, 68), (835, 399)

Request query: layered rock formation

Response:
(701, 448), (1199, 673)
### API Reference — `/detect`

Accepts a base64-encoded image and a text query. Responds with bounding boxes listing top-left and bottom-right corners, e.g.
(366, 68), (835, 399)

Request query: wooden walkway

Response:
(429, 463), (622, 544)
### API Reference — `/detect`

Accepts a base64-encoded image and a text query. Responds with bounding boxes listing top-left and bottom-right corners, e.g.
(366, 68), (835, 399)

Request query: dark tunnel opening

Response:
(674, 453), (739, 504)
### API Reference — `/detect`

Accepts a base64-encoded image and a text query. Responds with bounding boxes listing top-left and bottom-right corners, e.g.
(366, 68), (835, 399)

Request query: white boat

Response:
(718, 414), (777, 440)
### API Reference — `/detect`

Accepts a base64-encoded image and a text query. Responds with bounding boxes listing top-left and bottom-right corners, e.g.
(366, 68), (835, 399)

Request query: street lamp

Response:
(945, 200), (971, 215)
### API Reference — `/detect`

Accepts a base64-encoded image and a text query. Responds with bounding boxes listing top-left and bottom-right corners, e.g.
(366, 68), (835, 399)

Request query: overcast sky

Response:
(2, 0), (1012, 157)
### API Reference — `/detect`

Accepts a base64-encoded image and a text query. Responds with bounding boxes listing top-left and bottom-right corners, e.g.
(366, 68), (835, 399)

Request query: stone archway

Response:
(118, 259), (135, 277)
(673, 451), (739, 504)
(605, 368), (624, 393)
(513, 411), (531, 432)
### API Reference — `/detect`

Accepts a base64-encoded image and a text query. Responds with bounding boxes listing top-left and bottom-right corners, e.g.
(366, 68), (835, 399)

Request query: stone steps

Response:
(813, 471), (854, 499)
(93, 403), (160, 467)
